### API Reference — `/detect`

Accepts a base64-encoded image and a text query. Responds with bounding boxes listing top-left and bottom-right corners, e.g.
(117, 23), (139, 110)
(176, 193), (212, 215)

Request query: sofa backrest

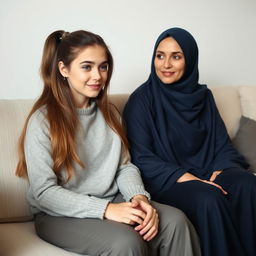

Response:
(0, 99), (35, 222)
(0, 88), (244, 223)
(211, 86), (242, 138)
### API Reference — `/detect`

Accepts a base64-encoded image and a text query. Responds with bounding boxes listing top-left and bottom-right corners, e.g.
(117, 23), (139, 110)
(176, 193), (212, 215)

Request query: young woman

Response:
(15, 30), (201, 256)
(124, 27), (256, 256)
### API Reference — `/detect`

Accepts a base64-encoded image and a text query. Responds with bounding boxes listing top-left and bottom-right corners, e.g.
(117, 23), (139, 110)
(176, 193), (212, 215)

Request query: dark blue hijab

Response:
(148, 28), (213, 175)
(124, 28), (248, 191)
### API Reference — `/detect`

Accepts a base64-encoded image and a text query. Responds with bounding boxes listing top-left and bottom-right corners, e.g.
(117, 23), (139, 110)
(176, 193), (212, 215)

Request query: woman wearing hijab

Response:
(124, 27), (256, 256)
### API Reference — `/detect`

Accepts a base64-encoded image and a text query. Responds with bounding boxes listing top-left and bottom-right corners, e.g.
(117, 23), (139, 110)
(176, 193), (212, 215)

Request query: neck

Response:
(75, 98), (90, 109)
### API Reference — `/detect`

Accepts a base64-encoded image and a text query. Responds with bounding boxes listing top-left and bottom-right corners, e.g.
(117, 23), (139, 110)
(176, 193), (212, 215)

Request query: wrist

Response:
(104, 202), (113, 219)
(132, 194), (149, 203)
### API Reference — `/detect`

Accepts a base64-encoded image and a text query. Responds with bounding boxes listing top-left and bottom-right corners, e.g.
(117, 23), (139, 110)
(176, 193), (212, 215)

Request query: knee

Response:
(238, 173), (256, 191)
(170, 207), (189, 228)
(197, 188), (225, 209)
(224, 169), (256, 192)
(161, 206), (191, 234)
(107, 231), (147, 255)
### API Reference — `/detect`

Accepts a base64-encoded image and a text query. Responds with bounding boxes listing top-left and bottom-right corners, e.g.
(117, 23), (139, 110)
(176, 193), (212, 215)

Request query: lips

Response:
(87, 84), (101, 90)
(161, 71), (175, 77)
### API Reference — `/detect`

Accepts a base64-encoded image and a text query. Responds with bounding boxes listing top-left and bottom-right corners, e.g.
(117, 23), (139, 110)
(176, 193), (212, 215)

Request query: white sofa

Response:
(1, 86), (256, 256)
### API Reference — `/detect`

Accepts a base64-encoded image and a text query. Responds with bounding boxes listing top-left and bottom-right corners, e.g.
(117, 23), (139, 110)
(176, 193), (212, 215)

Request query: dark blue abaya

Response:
(124, 27), (256, 256)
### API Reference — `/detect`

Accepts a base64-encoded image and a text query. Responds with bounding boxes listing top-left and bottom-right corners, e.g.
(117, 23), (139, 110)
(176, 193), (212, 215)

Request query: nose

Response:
(92, 68), (101, 81)
(163, 58), (172, 69)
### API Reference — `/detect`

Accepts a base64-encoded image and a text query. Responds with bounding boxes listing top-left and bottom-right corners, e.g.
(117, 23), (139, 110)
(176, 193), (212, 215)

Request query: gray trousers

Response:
(34, 198), (201, 256)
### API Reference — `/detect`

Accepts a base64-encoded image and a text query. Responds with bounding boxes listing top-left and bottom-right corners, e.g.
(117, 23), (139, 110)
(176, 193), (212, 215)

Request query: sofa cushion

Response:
(0, 222), (83, 256)
(232, 116), (256, 173)
(239, 86), (256, 121)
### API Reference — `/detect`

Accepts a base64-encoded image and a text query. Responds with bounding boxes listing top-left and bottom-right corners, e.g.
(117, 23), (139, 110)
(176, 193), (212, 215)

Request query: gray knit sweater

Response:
(25, 101), (150, 219)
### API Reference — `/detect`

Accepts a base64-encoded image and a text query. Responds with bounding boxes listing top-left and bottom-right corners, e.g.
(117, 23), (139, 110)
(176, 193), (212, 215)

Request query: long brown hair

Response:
(16, 30), (129, 182)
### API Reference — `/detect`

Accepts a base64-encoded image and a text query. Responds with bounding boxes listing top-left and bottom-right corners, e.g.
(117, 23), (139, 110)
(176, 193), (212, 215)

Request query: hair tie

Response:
(60, 31), (70, 41)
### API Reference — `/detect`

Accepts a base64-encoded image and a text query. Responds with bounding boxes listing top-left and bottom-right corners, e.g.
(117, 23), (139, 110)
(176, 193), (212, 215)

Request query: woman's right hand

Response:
(200, 179), (227, 195)
(177, 172), (227, 195)
(104, 202), (146, 225)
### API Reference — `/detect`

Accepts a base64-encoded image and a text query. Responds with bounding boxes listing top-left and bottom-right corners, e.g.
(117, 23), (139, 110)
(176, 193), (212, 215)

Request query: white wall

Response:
(0, 0), (255, 99)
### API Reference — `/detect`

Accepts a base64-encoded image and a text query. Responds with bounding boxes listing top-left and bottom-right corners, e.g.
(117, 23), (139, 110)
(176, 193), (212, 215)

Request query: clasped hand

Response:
(177, 170), (227, 195)
(104, 195), (159, 241)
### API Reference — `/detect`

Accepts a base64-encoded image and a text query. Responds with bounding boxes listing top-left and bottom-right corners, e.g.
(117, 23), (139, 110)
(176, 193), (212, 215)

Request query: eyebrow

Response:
(156, 50), (183, 54)
(79, 60), (108, 65)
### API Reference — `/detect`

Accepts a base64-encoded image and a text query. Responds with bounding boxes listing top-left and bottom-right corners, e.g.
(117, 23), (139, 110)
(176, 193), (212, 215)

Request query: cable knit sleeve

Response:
(115, 157), (151, 202)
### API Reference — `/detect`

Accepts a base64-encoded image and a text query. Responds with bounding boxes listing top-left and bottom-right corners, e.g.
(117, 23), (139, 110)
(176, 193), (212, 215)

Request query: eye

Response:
(156, 53), (164, 60)
(173, 55), (183, 60)
(81, 65), (91, 71)
(99, 63), (109, 72)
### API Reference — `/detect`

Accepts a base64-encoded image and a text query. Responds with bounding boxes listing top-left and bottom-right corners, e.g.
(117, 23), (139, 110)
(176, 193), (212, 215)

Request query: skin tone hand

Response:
(210, 170), (222, 182)
(131, 195), (159, 241)
(104, 201), (146, 226)
(177, 172), (227, 195)
(104, 195), (158, 241)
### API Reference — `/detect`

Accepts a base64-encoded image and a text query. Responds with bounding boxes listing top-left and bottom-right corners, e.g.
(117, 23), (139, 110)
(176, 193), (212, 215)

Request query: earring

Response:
(63, 76), (67, 81)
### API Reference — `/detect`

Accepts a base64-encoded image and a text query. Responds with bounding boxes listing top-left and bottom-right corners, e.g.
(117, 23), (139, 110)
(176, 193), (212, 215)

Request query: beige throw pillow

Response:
(239, 86), (256, 121)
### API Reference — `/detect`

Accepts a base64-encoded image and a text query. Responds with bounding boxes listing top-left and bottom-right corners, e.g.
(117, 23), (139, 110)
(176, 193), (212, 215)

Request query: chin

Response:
(160, 78), (177, 84)
(87, 93), (100, 98)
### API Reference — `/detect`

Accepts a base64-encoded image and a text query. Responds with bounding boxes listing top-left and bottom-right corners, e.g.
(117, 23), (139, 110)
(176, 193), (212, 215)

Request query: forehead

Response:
(156, 37), (183, 53)
(74, 45), (107, 62)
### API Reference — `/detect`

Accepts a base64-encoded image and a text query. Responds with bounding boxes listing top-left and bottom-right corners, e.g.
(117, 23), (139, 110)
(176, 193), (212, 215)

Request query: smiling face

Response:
(154, 37), (185, 84)
(59, 45), (108, 108)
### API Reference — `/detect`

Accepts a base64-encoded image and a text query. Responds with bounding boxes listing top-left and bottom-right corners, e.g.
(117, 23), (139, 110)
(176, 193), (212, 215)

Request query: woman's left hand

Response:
(209, 170), (222, 182)
(131, 195), (159, 241)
